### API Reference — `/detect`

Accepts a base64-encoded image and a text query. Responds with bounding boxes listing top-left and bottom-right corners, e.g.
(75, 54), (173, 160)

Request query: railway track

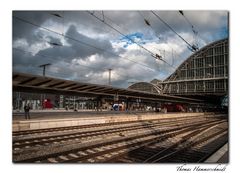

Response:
(13, 114), (228, 163)
(13, 115), (222, 151)
(13, 114), (222, 137)
(13, 117), (223, 151)
(113, 123), (227, 163)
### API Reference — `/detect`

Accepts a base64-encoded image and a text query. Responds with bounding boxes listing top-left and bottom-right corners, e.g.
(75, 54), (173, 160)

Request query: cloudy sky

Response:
(12, 11), (228, 88)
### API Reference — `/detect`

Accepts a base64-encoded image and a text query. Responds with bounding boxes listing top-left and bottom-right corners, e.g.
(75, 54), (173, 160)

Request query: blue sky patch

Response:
(120, 32), (146, 48)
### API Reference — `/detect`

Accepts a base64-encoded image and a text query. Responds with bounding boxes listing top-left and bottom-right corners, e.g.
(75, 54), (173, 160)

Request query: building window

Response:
(187, 82), (194, 92)
(187, 69), (194, 79)
(207, 49), (213, 56)
(215, 46), (224, 55)
(225, 66), (228, 76)
(180, 70), (186, 79)
(215, 66), (224, 77)
(215, 55), (224, 66)
(225, 54), (228, 64)
(224, 44), (228, 54)
(196, 58), (203, 68)
(171, 84), (177, 93)
(215, 80), (224, 91)
(196, 68), (204, 78)
(205, 56), (213, 67)
(205, 68), (213, 78)
(205, 81), (214, 92)
(179, 83), (186, 93)
(196, 81), (203, 92)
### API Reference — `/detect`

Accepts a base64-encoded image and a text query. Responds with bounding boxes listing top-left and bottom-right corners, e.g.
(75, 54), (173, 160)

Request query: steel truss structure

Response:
(162, 38), (228, 96)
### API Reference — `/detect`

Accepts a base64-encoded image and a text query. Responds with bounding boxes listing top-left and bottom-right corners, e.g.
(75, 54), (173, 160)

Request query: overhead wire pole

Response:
(151, 11), (198, 52)
(39, 63), (51, 77)
(13, 15), (156, 73)
(38, 63), (51, 109)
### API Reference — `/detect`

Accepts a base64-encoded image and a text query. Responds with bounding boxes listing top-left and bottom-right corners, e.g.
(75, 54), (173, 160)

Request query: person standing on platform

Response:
(24, 104), (31, 119)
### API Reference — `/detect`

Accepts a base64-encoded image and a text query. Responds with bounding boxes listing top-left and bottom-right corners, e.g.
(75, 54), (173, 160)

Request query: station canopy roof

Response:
(13, 72), (203, 104)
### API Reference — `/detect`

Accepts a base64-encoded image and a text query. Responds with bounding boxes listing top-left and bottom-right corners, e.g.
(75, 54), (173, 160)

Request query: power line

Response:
(103, 12), (131, 34)
(97, 11), (176, 70)
(179, 11), (195, 30)
(151, 11), (199, 52)
(137, 11), (178, 68)
(50, 11), (65, 35)
(92, 11), (176, 69)
(138, 11), (158, 37)
(178, 10), (207, 48)
(13, 15), (156, 72)
(178, 10), (199, 47)
(87, 11), (165, 62)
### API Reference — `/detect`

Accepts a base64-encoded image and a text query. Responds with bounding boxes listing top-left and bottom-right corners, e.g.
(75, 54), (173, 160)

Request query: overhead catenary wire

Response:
(88, 11), (177, 71)
(137, 11), (179, 68)
(100, 12), (132, 36)
(50, 11), (65, 36)
(178, 10), (201, 37)
(178, 10), (198, 43)
(151, 11), (199, 52)
(179, 11), (196, 32)
(13, 15), (156, 72)
(94, 11), (176, 70)
(87, 11), (166, 62)
(178, 10), (207, 49)
(138, 11), (154, 30)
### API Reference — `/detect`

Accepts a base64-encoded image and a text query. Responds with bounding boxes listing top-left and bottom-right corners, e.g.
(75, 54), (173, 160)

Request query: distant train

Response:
(160, 103), (228, 113)
(161, 103), (186, 112)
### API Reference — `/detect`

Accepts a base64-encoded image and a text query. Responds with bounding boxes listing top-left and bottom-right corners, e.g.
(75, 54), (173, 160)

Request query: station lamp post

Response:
(108, 68), (112, 86)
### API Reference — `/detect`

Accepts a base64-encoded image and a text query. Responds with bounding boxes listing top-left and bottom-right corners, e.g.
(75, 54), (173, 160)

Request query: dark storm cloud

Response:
(13, 24), (122, 67)
(65, 25), (117, 59)
(13, 11), (53, 44)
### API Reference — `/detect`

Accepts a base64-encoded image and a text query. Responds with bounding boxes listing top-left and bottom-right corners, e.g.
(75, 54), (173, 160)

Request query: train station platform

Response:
(12, 111), (214, 132)
(205, 143), (228, 163)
